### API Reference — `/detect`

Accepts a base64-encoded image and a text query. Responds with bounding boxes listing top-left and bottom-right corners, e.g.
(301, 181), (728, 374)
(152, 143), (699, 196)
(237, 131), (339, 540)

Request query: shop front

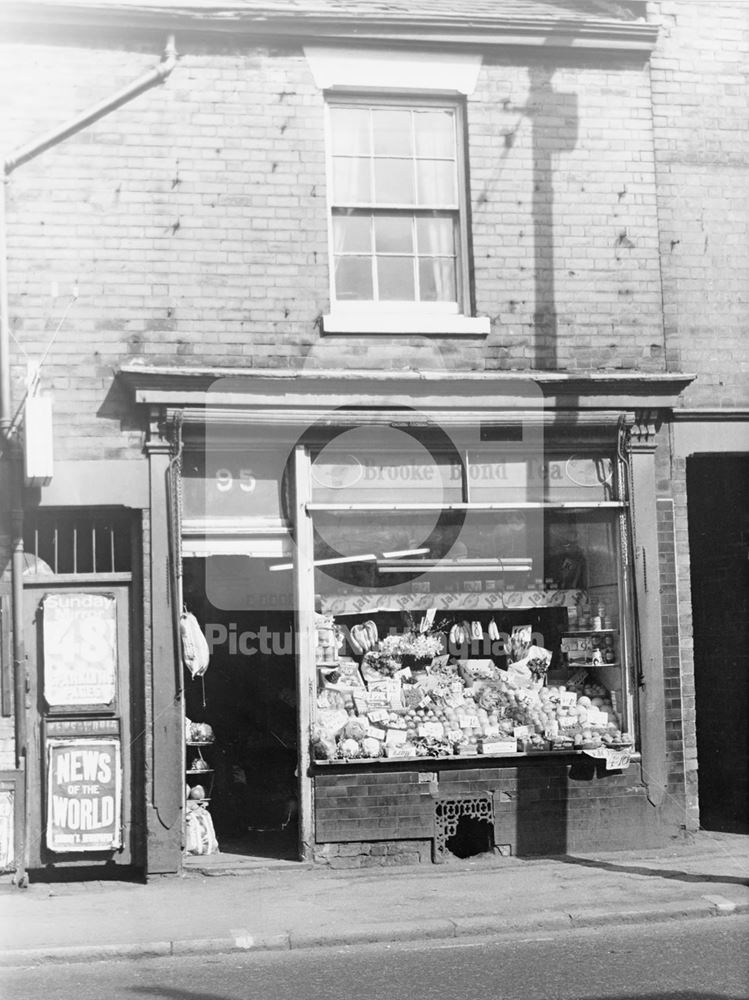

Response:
(122, 367), (692, 870)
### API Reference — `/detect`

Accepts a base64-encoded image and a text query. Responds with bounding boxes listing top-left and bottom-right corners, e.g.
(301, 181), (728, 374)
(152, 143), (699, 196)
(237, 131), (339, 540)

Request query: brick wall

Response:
(315, 757), (669, 862)
(1, 25), (667, 459)
(650, 0), (749, 408)
(471, 54), (663, 373)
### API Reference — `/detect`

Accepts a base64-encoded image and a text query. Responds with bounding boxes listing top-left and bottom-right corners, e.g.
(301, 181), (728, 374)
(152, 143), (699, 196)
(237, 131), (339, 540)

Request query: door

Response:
(24, 582), (136, 869)
(687, 454), (749, 833)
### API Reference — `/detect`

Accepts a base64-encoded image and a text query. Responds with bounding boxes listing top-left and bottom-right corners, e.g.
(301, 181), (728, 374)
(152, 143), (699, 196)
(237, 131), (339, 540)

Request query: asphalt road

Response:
(2, 915), (747, 1000)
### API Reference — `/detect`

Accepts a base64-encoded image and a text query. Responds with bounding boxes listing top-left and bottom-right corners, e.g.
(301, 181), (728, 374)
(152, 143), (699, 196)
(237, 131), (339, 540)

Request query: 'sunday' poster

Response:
(46, 738), (122, 852)
(43, 592), (117, 707)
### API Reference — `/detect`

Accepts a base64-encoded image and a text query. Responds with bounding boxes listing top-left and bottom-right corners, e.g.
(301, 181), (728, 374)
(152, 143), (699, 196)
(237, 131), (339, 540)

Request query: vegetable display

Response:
(312, 611), (631, 761)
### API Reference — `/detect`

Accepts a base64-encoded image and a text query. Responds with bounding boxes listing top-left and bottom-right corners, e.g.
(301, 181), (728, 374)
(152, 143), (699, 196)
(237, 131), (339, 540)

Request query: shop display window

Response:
(309, 445), (634, 763)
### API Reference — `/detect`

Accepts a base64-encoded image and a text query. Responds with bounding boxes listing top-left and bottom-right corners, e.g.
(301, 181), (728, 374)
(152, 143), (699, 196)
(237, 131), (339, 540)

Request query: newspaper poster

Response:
(43, 593), (117, 707)
(46, 738), (122, 852)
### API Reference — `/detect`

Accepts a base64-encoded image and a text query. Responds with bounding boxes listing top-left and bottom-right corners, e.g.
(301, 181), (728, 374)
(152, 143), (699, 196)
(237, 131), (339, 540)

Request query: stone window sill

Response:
(321, 313), (490, 336)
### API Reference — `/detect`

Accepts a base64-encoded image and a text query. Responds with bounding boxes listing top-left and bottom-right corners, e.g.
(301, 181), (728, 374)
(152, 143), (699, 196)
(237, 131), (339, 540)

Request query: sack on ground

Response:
(185, 805), (219, 855)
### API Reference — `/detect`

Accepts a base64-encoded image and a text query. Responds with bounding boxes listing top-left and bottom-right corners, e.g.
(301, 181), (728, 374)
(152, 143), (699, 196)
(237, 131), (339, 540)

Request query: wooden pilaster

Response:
(145, 411), (182, 873)
(629, 410), (668, 808)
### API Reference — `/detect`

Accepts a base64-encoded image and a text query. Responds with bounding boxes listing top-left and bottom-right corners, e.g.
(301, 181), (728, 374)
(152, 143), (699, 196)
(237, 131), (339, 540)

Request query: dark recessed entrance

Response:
(687, 454), (749, 833)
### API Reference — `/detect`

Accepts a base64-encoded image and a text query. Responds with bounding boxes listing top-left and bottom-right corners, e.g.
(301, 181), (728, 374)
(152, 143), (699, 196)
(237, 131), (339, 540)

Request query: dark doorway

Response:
(181, 557), (299, 862)
(687, 455), (749, 833)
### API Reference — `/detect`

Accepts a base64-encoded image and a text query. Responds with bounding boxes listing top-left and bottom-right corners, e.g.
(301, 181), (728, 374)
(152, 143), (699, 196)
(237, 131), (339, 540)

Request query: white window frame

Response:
(321, 95), (489, 337)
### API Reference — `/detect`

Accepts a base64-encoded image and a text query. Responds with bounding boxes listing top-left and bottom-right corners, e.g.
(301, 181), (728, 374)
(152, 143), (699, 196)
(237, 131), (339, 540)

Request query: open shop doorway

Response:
(182, 556), (299, 863)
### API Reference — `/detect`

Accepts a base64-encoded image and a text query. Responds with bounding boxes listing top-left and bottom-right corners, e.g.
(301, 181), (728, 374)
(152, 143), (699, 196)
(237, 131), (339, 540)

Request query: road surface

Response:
(2, 914), (747, 1000)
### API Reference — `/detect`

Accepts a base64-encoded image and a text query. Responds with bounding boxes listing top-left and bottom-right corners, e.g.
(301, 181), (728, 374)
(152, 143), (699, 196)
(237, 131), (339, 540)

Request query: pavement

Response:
(0, 830), (747, 967)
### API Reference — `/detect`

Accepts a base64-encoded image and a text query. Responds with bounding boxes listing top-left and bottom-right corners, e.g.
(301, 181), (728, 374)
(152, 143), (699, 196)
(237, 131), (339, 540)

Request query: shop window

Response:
(23, 510), (132, 575)
(308, 444), (634, 765)
(324, 99), (488, 335)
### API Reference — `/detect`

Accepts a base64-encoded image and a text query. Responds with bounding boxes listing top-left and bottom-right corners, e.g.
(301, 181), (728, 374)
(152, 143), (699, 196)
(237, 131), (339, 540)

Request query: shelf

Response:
(563, 629), (618, 636)
(186, 740), (215, 746)
(320, 589), (585, 615)
(566, 662), (620, 669)
(186, 769), (214, 775)
(312, 749), (640, 768)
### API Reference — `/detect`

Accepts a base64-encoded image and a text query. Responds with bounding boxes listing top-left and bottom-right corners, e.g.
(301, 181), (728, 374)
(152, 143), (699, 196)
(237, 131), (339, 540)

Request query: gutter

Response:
(0, 4), (659, 53)
(0, 33), (177, 887)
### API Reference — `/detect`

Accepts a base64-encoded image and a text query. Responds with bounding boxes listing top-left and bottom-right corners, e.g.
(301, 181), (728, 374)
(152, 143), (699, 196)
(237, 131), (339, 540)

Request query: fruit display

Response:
(311, 614), (631, 761)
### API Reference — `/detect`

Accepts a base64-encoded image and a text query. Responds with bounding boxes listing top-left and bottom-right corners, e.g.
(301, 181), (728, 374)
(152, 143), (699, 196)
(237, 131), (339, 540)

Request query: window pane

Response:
(416, 160), (456, 205)
(419, 257), (457, 302)
(414, 109), (455, 158)
(333, 156), (372, 203)
(416, 216), (455, 256)
(335, 255), (373, 300)
(374, 215), (413, 253)
(330, 107), (371, 156)
(333, 215), (371, 254)
(374, 158), (415, 204)
(377, 256), (415, 300)
(372, 108), (413, 156)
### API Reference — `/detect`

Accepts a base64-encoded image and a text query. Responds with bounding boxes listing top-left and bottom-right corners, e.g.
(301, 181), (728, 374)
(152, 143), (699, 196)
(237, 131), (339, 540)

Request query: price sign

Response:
(583, 747), (632, 770)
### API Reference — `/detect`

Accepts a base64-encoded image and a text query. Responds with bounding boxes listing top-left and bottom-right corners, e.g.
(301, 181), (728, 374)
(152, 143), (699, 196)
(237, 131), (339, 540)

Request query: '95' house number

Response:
(214, 468), (256, 493)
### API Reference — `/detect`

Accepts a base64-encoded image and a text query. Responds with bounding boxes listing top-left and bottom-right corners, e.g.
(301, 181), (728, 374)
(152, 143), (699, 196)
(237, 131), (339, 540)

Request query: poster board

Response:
(42, 593), (117, 709)
(46, 738), (122, 852)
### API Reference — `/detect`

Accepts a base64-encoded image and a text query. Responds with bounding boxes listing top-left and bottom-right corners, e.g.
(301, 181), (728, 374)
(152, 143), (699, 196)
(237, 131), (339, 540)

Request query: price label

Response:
(583, 747), (632, 770)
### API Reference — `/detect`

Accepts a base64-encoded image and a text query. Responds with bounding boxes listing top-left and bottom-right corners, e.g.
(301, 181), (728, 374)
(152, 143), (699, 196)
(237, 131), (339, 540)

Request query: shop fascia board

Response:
(0, 4), (659, 54)
(119, 365), (696, 423)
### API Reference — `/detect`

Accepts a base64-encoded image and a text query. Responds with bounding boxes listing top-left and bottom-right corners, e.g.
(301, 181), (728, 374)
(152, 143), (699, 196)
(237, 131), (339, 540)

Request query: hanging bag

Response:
(180, 610), (210, 678)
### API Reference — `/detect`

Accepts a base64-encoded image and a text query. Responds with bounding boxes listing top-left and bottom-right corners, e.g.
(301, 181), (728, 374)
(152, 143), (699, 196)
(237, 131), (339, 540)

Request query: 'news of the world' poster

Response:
(46, 739), (122, 852)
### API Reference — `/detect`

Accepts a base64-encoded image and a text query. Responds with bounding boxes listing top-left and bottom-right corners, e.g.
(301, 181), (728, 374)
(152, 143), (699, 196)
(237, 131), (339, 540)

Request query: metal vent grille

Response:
(23, 511), (132, 575)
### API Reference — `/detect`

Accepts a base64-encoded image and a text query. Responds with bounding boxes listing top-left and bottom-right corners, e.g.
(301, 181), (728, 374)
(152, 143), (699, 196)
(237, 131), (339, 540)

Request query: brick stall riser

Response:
(314, 759), (666, 864)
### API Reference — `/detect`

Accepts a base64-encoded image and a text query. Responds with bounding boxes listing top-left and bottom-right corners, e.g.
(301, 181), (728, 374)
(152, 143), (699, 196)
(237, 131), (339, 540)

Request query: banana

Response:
(488, 619), (500, 641)
(348, 626), (365, 656)
(350, 624), (371, 654)
(471, 620), (483, 641)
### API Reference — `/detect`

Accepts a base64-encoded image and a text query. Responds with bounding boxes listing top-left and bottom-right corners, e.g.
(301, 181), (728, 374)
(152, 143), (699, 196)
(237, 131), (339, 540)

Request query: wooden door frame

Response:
(23, 576), (136, 870)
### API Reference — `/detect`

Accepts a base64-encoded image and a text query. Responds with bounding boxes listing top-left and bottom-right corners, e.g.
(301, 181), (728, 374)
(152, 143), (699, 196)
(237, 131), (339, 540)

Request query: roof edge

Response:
(0, 4), (659, 53)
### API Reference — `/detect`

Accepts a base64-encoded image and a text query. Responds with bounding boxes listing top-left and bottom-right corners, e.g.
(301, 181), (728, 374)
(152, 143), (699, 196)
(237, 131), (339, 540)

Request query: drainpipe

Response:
(0, 33), (177, 886)
(1, 34), (177, 428)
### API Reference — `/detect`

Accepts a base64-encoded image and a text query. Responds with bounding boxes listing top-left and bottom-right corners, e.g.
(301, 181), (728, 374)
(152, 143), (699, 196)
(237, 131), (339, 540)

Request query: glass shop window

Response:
(309, 446), (634, 765)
